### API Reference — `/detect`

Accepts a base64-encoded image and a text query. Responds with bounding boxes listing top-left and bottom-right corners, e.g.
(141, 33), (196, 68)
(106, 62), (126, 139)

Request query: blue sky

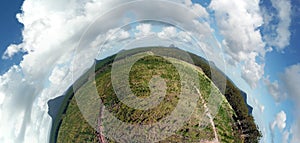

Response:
(0, 0), (299, 143)
(0, 0), (24, 75)
(260, 0), (300, 142)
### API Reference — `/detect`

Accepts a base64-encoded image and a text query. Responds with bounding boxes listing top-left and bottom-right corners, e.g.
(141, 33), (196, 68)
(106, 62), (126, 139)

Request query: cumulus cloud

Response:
(90, 27), (131, 51)
(183, 0), (209, 18)
(281, 64), (300, 101)
(265, 70), (299, 113)
(0, 0), (214, 142)
(209, 0), (291, 90)
(262, 0), (292, 51)
(270, 110), (287, 143)
(241, 53), (265, 88)
(135, 24), (154, 39)
(0, 0), (292, 142)
(0, 0), (104, 142)
(157, 26), (193, 44)
(264, 76), (286, 102)
(48, 66), (69, 84)
(2, 44), (24, 59)
(158, 26), (177, 39)
(263, 63), (300, 143)
(107, 28), (130, 41)
(280, 64), (300, 143)
(271, 110), (287, 131)
(209, 0), (266, 88)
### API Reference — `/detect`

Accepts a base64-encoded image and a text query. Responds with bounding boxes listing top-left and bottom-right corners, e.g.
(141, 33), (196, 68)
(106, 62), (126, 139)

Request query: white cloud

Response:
(209, 0), (266, 88)
(280, 64), (300, 143)
(263, 64), (300, 143)
(281, 64), (300, 102)
(135, 24), (154, 39)
(107, 28), (130, 41)
(0, 0), (103, 142)
(290, 120), (300, 143)
(271, 110), (287, 131)
(253, 98), (265, 113)
(158, 26), (177, 39)
(209, 0), (265, 57)
(157, 26), (193, 45)
(241, 53), (265, 88)
(263, 0), (292, 51)
(270, 110), (287, 143)
(2, 44), (24, 59)
(0, 1), (214, 142)
(0, 92), (5, 105)
(282, 130), (290, 143)
(48, 66), (69, 84)
(264, 76), (285, 102)
(260, 105), (265, 113)
(279, 63), (300, 108)
(90, 27), (131, 52)
(184, 0), (209, 18)
(0, 0), (292, 142)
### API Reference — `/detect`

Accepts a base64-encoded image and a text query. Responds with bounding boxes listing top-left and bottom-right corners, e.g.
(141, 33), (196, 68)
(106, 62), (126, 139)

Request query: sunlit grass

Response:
(56, 51), (241, 143)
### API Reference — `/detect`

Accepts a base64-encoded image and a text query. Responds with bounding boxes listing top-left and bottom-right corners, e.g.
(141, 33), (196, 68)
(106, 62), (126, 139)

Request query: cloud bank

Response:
(262, 0), (292, 51)
(0, 0), (293, 142)
(281, 64), (300, 143)
(0, 0), (212, 142)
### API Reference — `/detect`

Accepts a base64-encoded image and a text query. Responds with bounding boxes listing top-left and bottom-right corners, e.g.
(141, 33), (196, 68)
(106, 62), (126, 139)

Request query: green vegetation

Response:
(188, 53), (262, 143)
(52, 47), (261, 143)
(49, 86), (74, 143)
(57, 96), (98, 143)
(97, 55), (181, 125)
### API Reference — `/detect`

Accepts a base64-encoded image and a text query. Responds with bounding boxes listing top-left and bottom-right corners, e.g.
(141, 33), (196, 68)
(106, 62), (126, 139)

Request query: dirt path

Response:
(195, 87), (219, 143)
(97, 105), (107, 143)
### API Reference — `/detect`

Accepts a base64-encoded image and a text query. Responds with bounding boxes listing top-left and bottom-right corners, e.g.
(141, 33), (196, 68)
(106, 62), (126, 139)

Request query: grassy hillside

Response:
(53, 47), (261, 143)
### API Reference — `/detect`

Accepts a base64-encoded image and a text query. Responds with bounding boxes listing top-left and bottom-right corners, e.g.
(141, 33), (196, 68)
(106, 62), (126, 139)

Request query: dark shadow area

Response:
(47, 95), (65, 120)
(48, 86), (75, 143)
(240, 91), (253, 115)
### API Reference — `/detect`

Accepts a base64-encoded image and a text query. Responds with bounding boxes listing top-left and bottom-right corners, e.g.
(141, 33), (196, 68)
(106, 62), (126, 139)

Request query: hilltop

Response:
(49, 47), (261, 143)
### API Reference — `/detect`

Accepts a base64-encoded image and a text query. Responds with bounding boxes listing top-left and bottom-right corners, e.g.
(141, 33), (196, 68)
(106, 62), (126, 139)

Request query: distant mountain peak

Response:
(169, 44), (176, 48)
